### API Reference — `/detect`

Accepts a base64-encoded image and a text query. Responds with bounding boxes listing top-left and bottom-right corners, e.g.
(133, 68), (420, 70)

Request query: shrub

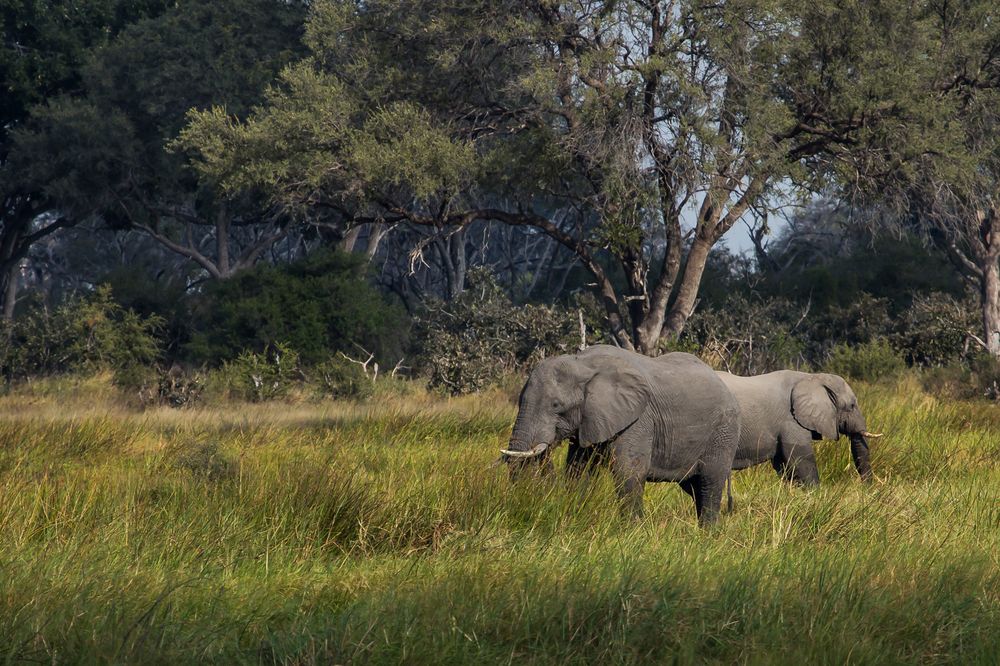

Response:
(114, 364), (206, 408)
(891, 292), (978, 367)
(920, 363), (979, 401)
(314, 355), (374, 400)
(0, 285), (162, 381)
(824, 338), (905, 382)
(185, 250), (407, 366)
(682, 295), (808, 374)
(414, 268), (580, 394)
(969, 353), (1000, 401)
(802, 294), (892, 361)
(222, 342), (300, 402)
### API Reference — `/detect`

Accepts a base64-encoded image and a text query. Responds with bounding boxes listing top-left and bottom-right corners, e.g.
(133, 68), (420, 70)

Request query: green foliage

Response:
(917, 359), (1000, 403)
(313, 355), (374, 401)
(682, 296), (808, 374)
(349, 103), (477, 203)
(175, 64), (356, 203)
(802, 294), (893, 361)
(0, 0), (169, 138)
(0, 285), (162, 381)
(221, 342), (300, 402)
(890, 292), (979, 367)
(8, 99), (140, 218)
(186, 250), (406, 366)
(824, 338), (906, 382)
(415, 269), (579, 394)
(84, 0), (307, 138)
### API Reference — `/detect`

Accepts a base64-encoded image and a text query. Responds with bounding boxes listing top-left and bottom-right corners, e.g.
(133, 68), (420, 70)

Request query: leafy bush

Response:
(802, 294), (892, 361)
(920, 364), (979, 401)
(314, 355), (374, 400)
(824, 338), (905, 382)
(890, 292), (979, 367)
(921, 356), (1000, 403)
(114, 364), (205, 408)
(682, 296), (808, 374)
(222, 342), (300, 402)
(969, 353), (1000, 401)
(414, 269), (580, 394)
(0, 285), (162, 381)
(186, 250), (407, 366)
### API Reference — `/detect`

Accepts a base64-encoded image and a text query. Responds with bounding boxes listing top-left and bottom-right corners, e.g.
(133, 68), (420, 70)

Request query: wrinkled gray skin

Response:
(504, 345), (740, 525)
(715, 370), (873, 485)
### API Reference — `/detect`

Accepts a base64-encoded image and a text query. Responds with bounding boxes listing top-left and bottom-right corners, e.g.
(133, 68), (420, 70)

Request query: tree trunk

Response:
(365, 224), (388, 261)
(216, 206), (231, 277)
(1, 261), (18, 322)
(449, 228), (467, 298)
(660, 237), (713, 340)
(982, 257), (1000, 356)
(339, 225), (363, 253)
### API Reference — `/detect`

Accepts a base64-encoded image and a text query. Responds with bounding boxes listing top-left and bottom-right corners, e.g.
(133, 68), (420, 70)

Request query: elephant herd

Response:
(499, 345), (881, 526)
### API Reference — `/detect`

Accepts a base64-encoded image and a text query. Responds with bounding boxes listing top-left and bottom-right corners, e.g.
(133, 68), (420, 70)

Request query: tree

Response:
(6, 0), (308, 289)
(826, 1), (1000, 357)
(178, 0), (915, 353)
(0, 0), (169, 318)
(913, 2), (1000, 357)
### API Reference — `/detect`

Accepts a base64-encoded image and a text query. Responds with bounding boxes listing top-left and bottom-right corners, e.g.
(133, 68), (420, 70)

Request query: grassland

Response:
(0, 374), (998, 664)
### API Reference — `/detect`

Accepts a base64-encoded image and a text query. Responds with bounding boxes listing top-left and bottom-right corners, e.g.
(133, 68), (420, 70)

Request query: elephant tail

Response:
(726, 474), (734, 513)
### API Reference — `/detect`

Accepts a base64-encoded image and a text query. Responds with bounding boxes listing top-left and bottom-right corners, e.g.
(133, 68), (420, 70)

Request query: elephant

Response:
(500, 345), (741, 525)
(714, 370), (879, 485)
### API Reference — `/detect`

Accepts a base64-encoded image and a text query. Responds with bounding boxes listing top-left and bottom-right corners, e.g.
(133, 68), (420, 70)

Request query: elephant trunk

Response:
(849, 433), (872, 483)
(503, 408), (551, 459)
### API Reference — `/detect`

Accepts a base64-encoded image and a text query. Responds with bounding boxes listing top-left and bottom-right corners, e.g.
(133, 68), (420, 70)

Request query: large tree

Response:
(179, 0), (917, 352)
(0, 0), (169, 318)
(809, 1), (1000, 358)
(905, 1), (1000, 356)
(7, 0), (308, 291)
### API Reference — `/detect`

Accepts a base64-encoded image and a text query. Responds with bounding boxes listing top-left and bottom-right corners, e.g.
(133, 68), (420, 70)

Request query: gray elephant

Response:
(501, 345), (741, 525)
(715, 370), (879, 485)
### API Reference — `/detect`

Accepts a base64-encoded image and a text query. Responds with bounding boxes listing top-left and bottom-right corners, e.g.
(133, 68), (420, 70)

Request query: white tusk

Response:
(499, 443), (549, 458)
(862, 431), (884, 439)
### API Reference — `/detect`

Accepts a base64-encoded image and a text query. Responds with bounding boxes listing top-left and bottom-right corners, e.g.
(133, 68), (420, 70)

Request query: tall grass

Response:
(0, 377), (997, 663)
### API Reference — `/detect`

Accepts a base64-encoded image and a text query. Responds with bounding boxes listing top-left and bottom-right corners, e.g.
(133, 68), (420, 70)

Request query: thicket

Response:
(185, 250), (407, 366)
(2, 235), (997, 404)
(413, 269), (592, 394)
(0, 285), (162, 381)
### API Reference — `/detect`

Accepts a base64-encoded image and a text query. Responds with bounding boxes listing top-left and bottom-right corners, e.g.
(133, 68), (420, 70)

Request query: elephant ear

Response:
(579, 367), (649, 446)
(790, 376), (839, 440)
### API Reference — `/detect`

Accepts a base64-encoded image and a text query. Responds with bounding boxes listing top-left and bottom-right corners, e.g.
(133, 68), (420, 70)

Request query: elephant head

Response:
(790, 373), (875, 481)
(502, 352), (650, 469)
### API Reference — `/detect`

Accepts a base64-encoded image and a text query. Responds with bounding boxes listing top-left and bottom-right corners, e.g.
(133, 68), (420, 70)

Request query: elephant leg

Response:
(678, 475), (703, 517)
(610, 434), (650, 519)
(774, 441), (820, 487)
(694, 472), (727, 526)
(565, 439), (603, 480)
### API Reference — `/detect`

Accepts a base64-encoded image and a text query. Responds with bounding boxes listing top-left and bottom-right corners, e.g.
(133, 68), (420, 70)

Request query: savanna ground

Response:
(0, 374), (998, 664)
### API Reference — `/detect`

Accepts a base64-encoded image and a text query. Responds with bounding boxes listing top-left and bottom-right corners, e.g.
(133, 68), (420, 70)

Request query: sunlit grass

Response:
(0, 375), (997, 663)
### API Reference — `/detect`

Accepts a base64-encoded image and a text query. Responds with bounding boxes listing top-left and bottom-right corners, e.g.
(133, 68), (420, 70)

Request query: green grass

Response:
(0, 376), (998, 664)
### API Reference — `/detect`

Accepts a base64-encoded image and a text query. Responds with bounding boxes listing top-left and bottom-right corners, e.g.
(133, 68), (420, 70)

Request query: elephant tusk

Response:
(500, 442), (549, 458)
(862, 431), (884, 439)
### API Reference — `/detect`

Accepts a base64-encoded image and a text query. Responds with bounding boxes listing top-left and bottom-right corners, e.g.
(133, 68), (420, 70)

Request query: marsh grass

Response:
(0, 376), (997, 664)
